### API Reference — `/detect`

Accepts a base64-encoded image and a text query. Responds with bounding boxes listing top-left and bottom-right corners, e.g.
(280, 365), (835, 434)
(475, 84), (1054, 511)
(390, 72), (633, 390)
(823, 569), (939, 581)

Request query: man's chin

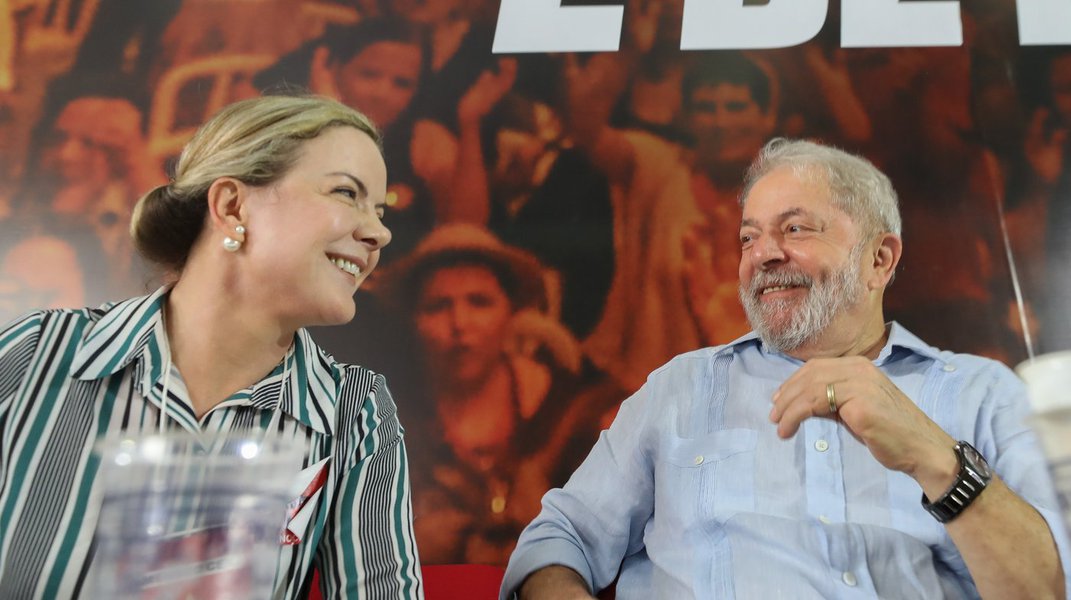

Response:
(756, 328), (808, 353)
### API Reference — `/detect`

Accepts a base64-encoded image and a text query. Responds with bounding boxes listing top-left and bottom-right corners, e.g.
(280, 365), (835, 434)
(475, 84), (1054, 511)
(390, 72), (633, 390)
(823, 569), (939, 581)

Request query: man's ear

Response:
(206, 177), (247, 241)
(870, 232), (902, 290)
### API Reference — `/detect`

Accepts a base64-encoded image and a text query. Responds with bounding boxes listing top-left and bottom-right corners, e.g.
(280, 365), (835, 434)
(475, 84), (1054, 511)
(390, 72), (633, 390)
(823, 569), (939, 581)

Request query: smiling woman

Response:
(0, 94), (422, 599)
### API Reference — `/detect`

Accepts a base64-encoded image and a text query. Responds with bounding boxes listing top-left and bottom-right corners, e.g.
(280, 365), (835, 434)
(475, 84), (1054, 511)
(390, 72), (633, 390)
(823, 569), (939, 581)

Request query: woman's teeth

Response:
(330, 257), (361, 277)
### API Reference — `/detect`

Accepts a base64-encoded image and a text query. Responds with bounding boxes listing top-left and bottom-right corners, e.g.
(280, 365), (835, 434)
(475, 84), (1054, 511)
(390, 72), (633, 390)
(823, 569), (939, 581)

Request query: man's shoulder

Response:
(643, 343), (743, 385)
(887, 323), (1018, 379)
(933, 350), (1021, 385)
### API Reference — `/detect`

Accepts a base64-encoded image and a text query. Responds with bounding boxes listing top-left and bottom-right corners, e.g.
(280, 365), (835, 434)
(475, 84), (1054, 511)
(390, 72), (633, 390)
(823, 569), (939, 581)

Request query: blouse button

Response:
(694, 455), (705, 466)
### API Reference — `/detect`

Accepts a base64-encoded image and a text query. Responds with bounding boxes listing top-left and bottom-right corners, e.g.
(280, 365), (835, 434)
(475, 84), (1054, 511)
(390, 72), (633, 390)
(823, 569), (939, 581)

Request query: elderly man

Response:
(501, 139), (1070, 599)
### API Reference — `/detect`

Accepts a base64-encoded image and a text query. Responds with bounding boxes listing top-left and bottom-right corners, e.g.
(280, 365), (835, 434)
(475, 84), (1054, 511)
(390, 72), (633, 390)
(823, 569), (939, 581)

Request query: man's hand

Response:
(768, 356), (958, 497)
(518, 565), (595, 600)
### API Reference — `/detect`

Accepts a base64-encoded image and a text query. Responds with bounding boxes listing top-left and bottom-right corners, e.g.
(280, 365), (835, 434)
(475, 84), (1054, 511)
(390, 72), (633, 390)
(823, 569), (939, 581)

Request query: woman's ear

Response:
(206, 177), (247, 241)
(870, 232), (902, 290)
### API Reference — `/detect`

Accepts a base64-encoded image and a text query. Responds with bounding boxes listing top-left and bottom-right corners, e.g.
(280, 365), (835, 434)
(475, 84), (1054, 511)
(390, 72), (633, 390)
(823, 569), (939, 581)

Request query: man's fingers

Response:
(772, 365), (855, 438)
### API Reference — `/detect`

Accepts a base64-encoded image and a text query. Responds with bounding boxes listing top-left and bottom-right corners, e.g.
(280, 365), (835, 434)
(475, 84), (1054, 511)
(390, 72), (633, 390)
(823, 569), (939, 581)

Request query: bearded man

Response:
(500, 139), (1069, 600)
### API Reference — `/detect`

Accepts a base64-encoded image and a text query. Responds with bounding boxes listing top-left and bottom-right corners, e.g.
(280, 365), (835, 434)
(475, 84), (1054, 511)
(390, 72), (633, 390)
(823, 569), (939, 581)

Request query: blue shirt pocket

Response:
(657, 428), (758, 526)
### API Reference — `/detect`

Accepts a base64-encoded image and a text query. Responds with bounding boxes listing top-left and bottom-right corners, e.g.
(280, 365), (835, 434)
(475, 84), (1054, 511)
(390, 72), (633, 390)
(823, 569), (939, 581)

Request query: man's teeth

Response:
(762, 285), (791, 295)
(330, 257), (362, 276)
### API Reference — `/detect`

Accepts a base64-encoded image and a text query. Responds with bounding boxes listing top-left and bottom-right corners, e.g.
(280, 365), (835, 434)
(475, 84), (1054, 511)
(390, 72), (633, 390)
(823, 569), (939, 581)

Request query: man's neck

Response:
(785, 315), (891, 362)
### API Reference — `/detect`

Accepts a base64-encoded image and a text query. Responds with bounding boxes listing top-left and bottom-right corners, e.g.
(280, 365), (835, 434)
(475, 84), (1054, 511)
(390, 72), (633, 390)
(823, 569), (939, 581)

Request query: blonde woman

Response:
(0, 94), (422, 598)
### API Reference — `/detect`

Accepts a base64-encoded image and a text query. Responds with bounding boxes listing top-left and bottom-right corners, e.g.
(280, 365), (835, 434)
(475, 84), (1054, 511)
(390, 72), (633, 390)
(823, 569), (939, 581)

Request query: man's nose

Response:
(750, 234), (786, 269)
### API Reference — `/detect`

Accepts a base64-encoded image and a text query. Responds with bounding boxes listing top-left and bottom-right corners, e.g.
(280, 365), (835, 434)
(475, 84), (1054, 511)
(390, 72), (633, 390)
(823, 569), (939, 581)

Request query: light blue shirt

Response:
(502, 324), (1071, 599)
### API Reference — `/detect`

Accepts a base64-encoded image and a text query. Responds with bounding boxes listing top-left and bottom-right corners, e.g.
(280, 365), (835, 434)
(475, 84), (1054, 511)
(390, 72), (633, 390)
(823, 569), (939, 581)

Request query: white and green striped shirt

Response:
(0, 287), (423, 598)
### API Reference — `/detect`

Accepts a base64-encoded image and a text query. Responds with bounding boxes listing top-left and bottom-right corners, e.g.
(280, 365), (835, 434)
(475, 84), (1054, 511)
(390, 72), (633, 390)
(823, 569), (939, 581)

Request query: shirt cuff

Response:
(500, 537), (595, 600)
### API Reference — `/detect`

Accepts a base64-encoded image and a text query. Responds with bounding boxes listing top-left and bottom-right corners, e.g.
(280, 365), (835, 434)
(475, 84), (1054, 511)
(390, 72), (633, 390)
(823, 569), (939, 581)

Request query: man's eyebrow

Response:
(741, 207), (810, 229)
(778, 207), (808, 221)
(329, 172), (368, 199)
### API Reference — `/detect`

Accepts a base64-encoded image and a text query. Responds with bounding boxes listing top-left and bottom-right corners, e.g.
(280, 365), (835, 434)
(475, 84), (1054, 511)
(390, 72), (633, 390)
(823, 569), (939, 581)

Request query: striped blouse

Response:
(0, 287), (423, 598)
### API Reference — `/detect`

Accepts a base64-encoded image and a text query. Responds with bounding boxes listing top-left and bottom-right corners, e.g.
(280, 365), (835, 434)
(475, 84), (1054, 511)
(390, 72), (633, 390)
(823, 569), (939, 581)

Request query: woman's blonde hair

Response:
(131, 94), (380, 272)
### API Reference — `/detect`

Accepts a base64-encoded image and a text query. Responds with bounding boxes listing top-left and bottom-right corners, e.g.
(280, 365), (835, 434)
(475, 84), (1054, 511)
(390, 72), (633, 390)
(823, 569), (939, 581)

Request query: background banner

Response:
(0, 0), (1068, 565)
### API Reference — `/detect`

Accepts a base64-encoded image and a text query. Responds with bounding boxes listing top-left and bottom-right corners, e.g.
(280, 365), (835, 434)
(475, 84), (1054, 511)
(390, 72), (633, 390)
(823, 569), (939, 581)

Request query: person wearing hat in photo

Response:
(382, 223), (611, 566)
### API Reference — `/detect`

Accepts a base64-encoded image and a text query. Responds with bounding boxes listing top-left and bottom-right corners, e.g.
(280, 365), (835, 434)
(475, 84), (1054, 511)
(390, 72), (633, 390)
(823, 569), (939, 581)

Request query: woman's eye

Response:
(335, 187), (357, 200)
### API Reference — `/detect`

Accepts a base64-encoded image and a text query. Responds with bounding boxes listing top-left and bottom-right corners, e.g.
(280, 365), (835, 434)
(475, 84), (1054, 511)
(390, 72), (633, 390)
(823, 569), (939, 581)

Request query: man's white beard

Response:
(739, 243), (867, 353)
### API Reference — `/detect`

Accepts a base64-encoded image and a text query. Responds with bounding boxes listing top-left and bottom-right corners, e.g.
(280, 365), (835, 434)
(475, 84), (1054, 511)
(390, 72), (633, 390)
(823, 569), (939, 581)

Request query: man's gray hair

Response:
(740, 138), (902, 238)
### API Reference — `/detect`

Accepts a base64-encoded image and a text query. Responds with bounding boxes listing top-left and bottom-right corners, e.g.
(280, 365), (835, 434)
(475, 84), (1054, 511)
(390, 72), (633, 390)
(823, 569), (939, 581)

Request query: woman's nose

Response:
(356, 214), (391, 250)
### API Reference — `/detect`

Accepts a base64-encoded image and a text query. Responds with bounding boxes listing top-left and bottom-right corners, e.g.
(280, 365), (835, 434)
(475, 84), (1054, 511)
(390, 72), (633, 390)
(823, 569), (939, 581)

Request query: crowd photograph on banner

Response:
(1, 0), (1070, 598)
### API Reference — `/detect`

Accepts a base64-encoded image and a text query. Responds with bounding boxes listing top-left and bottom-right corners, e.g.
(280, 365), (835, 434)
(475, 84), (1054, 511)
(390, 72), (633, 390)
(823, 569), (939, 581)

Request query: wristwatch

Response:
(921, 441), (993, 523)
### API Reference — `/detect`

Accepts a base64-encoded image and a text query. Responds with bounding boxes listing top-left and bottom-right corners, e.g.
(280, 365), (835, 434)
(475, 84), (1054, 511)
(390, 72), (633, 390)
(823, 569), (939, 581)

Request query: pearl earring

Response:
(223, 224), (246, 252)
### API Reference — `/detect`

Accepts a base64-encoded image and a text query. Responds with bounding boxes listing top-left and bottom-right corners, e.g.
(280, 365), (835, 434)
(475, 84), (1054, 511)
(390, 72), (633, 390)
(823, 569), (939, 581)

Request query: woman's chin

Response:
(310, 300), (357, 328)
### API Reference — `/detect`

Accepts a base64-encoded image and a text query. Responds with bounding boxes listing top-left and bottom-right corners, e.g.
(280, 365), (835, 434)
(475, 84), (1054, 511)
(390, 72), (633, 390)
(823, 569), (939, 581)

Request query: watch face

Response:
(960, 443), (993, 479)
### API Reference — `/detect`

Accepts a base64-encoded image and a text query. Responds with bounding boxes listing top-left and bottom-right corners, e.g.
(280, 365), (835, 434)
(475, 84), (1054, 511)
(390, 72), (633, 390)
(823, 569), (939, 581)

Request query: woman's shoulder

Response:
(334, 362), (390, 398)
(0, 306), (105, 392)
(1, 305), (102, 345)
(297, 333), (398, 419)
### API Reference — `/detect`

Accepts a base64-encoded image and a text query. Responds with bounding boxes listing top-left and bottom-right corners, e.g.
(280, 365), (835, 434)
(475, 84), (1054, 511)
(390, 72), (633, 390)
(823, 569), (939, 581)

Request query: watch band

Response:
(921, 441), (992, 524)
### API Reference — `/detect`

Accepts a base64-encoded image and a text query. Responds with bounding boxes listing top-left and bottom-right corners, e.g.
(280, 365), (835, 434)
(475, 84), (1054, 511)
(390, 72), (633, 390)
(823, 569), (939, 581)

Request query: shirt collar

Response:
(71, 286), (340, 436)
(716, 321), (946, 365)
(71, 286), (170, 382)
(247, 328), (339, 436)
(876, 321), (945, 364)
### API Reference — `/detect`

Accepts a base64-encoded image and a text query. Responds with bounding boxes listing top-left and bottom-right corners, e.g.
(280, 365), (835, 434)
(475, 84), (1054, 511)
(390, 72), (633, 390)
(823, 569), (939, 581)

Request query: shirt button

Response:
(818, 515), (832, 524)
(814, 439), (829, 452)
(694, 455), (704, 466)
(942, 364), (956, 372)
(842, 571), (858, 587)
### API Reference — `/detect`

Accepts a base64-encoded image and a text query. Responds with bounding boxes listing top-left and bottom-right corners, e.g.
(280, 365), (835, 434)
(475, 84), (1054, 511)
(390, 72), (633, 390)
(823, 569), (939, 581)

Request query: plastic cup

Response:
(1017, 351), (1071, 537)
(87, 434), (305, 600)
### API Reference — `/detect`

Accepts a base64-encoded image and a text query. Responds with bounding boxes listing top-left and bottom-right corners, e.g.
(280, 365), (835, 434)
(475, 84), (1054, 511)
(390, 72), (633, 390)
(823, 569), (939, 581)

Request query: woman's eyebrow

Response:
(328, 171), (368, 199)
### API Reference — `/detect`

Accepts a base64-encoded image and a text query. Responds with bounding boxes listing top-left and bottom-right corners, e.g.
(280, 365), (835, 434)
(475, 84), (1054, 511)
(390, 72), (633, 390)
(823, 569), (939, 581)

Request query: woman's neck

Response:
(165, 276), (293, 419)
